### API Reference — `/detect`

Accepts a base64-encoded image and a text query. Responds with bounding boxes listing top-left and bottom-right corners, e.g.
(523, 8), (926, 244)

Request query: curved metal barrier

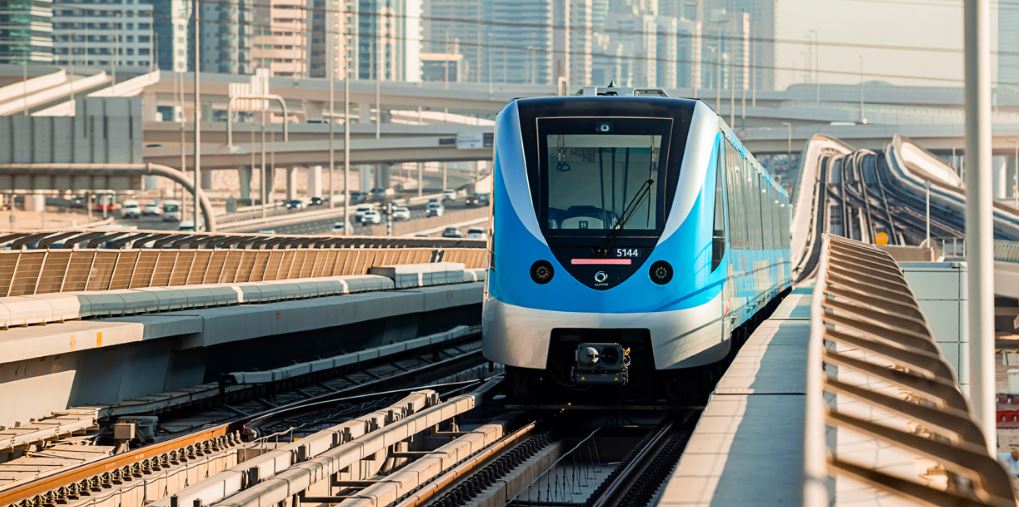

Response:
(805, 234), (1014, 506)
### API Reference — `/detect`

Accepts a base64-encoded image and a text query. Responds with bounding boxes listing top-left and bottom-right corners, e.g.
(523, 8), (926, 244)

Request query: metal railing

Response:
(0, 246), (486, 297)
(933, 237), (1019, 263)
(804, 234), (1014, 506)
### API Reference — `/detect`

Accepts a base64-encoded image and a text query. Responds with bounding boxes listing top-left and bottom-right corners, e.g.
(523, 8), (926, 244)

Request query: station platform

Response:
(658, 286), (813, 506)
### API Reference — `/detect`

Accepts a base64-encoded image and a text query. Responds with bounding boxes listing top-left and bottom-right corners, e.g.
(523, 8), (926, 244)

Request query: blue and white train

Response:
(482, 86), (792, 399)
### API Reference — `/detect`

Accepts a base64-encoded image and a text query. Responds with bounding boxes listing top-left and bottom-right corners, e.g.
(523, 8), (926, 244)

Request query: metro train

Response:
(481, 86), (793, 400)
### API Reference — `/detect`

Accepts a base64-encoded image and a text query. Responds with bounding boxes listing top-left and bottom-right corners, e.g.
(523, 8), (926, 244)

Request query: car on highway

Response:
(162, 200), (182, 221)
(426, 201), (445, 217)
(360, 209), (382, 225)
(69, 196), (86, 209)
(142, 202), (162, 216)
(466, 227), (487, 239)
(370, 187), (394, 201)
(443, 189), (457, 201)
(93, 200), (116, 213)
(465, 193), (491, 207)
(354, 204), (375, 221)
(391, 205), (411, 221)
(331, 220), (351, 232)
(309, 196), (324, 206)
(285, 199), (307, 209)
(441, 226), (462, 238)
(121, 199), (141, 219)
(178, 220), (195, 231)
(257, 229), (276, 234)
(350, 191), (368, 204)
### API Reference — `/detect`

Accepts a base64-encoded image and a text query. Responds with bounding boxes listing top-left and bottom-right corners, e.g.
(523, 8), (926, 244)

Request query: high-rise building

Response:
(569, 0), (593, 88)
(0, 0), (54, 64)
(675, 17), (701, 91)
(152, 0), (190, 72)
(423, 0), (482, 82)
(357, 0), (421, 81)
(251, 0), (310, 77)
(483, 0), (576, 85)
(998, 0), (1019, 87)
(655, 16), (678, 89)
(199, 0), (257, 74)
(52, 0), (155, 71)
(706, 0), (774, 91)
(310, 0), (357, 79)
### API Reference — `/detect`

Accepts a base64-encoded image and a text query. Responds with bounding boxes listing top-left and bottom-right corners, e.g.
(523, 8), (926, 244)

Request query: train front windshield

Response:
(537, 117), (672, 235)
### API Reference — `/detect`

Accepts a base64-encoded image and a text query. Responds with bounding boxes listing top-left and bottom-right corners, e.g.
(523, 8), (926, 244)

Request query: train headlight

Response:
(649, 260), (673, 285)
(530, 260), (554, 284)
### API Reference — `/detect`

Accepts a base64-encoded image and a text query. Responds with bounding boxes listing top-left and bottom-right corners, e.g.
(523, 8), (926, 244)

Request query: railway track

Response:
(0, 331), (491, 507)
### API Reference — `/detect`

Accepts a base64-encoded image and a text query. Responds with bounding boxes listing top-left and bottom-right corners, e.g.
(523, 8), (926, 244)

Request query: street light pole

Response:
(963, 0), (994, 452)
(344, 32), (351, 236)
(328, 23), (335, 209)
(924, 180), (931, 245)
(192, 0), (201, 231)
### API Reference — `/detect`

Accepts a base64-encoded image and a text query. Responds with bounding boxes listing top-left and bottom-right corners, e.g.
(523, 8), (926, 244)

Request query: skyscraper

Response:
(0, 0), (54, 65)
(998, 0), (1019, 87)
(423, 0), (482, 82)
(357, 0), (421, 81)
(569, 0), (593, 88)
(52, 0), (155, 70)
(483, 0), (553, 84)
(152, 0), (191, 72)
(199, 0), (257, 74)
(252, 0), (311, 78)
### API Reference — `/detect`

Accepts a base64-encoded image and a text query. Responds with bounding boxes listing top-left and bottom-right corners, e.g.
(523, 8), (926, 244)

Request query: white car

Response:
(178, 220), (195, 231)
(331, 220), (351, 232)
(354, 204), (375, 221)
(121, 199), (141, 219)
(443, 189), (457, 201)
(466, 227), (487, 240)
(426, 201), (445, 217)
(391, 206), (411, 221)
(162, 200), (182, 222)
(142, 203), (162, 216)
(360, 209), (382, 225)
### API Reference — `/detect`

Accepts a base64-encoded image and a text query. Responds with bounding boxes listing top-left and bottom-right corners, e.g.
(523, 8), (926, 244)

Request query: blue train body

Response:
(482, 89), (791, 393)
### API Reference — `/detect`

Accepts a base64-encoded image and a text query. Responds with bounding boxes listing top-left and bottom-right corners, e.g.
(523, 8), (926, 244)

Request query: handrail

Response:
(804, 234), (1014, 506)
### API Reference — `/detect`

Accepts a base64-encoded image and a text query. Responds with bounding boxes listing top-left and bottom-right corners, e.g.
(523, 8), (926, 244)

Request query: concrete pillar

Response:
(360, 165), (372, 192)
(143, 176), (159, 190)
(286, 167), (299, 200)
(309, 165), (323, 199)
(24, 192), (45, 211)
(375, 164), (391, 189)
(201, 168), (213, 190)
(238, 166), (253, 202)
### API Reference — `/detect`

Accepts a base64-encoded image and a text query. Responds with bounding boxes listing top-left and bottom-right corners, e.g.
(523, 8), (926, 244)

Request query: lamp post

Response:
(963, 0), (994, 452)
(192, 0), (201, 231)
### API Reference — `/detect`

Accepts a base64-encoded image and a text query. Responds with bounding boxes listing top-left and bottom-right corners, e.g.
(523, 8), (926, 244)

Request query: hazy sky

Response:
(773, 0), (969, 89)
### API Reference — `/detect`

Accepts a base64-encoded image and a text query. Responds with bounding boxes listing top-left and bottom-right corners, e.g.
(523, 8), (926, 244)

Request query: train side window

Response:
(712, 142), (726, 271)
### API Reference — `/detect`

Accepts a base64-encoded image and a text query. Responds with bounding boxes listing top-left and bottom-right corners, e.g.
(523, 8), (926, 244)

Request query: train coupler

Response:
(571, 343), (630, 385)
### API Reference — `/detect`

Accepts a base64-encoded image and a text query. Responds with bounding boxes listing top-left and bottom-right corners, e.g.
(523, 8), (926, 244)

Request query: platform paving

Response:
(658, 286), (812, 506)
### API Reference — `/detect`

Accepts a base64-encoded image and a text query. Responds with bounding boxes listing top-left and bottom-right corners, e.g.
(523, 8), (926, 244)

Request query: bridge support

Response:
(286, 167), (299, 201)
(201, 168), (213, 190)
(309, 165), (323, 199)
(375, 164), (391, 190)
(360, 165), (372, 193)
(238, 166), (252, 202)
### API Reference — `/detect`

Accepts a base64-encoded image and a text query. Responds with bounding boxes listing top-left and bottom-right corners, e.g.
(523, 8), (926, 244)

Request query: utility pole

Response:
(344, 29), (351, 236)
(964, 0), (994, 453)
(781, 122), (792, 155)
(924, 180), (931, 245)
(192, 0), (201, 231)
(328, 20), (335, 209)
(858, 56), (866, 123)
(375, 8), (381, 140)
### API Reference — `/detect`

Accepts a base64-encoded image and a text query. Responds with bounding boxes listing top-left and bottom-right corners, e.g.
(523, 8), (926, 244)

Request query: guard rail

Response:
(804, 234), (1014, 506)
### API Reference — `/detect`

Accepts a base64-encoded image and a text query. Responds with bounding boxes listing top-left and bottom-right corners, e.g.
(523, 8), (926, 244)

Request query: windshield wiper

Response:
(596, 178), (654, 256)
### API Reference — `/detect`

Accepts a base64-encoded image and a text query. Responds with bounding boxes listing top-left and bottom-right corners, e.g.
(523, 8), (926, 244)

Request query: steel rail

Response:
(804, 234), (1015, 506)
(0, 425), (237, 507)
(590, 419), (677, 507)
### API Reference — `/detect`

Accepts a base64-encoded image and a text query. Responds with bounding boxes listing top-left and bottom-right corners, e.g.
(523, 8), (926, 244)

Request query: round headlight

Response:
(530, 260), (554, 284)
(649, 260), (673, 285)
